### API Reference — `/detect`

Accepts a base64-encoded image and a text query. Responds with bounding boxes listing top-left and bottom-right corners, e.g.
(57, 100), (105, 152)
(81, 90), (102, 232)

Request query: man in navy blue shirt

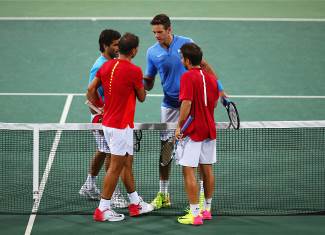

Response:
(144, 14), (226, 210)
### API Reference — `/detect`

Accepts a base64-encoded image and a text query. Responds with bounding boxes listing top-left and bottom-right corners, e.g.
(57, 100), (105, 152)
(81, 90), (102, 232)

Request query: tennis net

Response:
(0, 121), (324, 215)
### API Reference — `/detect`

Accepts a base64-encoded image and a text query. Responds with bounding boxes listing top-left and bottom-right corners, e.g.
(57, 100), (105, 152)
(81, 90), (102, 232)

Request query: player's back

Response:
(98, 59), (143, 129)
(180, 68), (219, 141)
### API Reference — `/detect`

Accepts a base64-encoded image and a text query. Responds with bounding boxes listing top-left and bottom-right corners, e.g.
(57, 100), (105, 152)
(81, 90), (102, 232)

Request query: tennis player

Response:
(88, 33), (154, 222)
(144, 13), (226, 210)
(79, 29), (128, 208)
(176, 42), (219, 225)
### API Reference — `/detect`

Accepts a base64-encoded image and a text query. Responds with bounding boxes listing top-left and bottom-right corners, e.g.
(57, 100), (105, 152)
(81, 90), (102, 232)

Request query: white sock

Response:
(98, 198), (111, 211)
(159, 180), (169, 194)
(190, 204), (200, 217)
(199, 180), (204, 194)
(128, 191), (140, 205)
(204, 198), (212, 211)
(86, 174), (96, 189)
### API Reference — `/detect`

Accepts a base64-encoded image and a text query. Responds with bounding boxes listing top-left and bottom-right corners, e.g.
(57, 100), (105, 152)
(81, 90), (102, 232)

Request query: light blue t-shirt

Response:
(89, 55), (107, 99)
(145, 35), (193, 108)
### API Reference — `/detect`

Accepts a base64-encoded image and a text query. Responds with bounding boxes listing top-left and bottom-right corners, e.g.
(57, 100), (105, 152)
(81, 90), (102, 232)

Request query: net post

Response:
(33, 128), (39, 200)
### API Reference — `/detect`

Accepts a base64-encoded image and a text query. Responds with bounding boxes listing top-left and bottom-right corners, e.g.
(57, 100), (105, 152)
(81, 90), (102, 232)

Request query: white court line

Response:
(0, 17), (324, 21)
(1, 92), (325, 99)
(24, 94), (74, 235)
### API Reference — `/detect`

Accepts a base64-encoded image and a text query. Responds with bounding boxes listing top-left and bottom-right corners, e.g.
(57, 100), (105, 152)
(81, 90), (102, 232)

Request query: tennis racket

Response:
(134, 130), (143, 152)
(160, 115), (193, 167)
(85, 100), (103, 115)
(221, 97), (240, 129)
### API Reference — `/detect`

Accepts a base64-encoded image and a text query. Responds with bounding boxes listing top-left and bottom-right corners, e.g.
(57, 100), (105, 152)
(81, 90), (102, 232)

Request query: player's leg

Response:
(152, 140), (172, 208)
(94, 154), (126, 222)
(199, 164), (214, 220)
(151, 106), (178, 209)
(120, 154), (154, 216)
(104, 153), (110, 172)
(118, 126), (153, 216)
(94, 126), (128, 222)
(198, 139), (217, 220)
(79, 149), (106, 200)
(177, 138), (203, 226)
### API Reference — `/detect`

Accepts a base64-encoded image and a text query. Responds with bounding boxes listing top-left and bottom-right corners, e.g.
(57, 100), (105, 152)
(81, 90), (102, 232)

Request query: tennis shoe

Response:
(150, 192), (171, 209)
(79, 183), (100, 200)
(93, 208), (125, 222)
(178, 211), (203, 226)
(201, 210), (212, 220)
(129, 198), (154, 216)
(111, 188), (128, 208)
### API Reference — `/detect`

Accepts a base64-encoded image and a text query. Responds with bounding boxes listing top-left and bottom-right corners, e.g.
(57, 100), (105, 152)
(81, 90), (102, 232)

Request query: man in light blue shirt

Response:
(80, 29), (127, 208)
(144, 14), (226, 210)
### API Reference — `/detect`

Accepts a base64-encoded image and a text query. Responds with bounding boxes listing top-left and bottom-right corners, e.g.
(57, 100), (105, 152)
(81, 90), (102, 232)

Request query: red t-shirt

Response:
(96, 59), (143, 129)
(179, 68), (219, 141)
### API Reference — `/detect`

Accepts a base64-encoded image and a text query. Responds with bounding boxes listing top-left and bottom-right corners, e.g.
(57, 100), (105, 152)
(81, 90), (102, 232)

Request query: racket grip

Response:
(181, 115), (193, 133)
(221, 97), (230, 107)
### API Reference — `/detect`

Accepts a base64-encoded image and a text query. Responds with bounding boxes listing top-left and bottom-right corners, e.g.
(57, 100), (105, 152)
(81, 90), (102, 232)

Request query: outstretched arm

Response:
(201, 58), (228, 98)
(143, 76), (155, 91)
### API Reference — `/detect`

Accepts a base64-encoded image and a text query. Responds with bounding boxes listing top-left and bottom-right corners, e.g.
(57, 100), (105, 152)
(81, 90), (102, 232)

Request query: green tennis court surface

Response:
(1, 1), (325, 235)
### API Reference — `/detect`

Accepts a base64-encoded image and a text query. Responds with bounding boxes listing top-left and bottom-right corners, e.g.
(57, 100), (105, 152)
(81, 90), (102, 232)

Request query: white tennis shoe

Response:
(79, 183), (100, 200)
(128, 197), (154, 216)
(93, 208), (125, 222)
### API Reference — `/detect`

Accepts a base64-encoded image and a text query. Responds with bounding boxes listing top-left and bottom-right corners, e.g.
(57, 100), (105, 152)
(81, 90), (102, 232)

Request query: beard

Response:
(109, 51), (118, 59)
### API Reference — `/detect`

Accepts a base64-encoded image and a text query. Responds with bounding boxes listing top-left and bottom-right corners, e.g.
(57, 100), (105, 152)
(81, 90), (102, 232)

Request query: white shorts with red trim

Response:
(102, 125), (133, 156)
(176, 137), (216, 167)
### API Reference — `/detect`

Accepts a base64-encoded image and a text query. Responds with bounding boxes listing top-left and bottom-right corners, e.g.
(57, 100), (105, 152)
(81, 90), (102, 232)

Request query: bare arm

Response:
(201, 58), (229, 98)
(143, 76), (155, 91)
(175, 100), (192, 140)
(201, 58), (216, 77)
(87, 76), (102, 107)
(135, 87), (146, 103)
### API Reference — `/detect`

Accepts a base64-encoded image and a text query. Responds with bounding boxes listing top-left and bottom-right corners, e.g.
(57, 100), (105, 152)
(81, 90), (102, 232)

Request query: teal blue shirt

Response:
(89, 55), (107, 100)
(145, 35), (193, 108)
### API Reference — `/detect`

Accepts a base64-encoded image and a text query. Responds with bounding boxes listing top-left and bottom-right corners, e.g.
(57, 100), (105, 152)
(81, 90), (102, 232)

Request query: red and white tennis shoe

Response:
(93, 208), (125, 222)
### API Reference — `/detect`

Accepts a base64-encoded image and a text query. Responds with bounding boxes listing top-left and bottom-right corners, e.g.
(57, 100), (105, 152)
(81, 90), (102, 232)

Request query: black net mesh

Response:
(0, 124), (324, 215)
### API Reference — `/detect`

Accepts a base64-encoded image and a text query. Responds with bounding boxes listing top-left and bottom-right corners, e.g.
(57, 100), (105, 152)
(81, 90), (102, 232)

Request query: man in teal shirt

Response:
(79, 29), (127, 208)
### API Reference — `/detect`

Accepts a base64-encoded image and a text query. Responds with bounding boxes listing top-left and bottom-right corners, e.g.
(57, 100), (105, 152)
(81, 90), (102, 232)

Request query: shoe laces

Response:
(105, 208), (120, 217)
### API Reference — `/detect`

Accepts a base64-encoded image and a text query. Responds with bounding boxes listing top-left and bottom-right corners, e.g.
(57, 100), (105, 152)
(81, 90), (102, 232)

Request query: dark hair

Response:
(150, 14), (171, 30)
(118, 33), (139, 55)
(98, 29), (121, 52)
(180, 43), (203, 66)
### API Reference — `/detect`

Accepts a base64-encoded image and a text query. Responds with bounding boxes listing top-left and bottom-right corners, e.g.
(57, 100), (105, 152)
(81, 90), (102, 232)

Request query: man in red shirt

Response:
(175, 43), (219, 225)
(87, 33), (154, 222)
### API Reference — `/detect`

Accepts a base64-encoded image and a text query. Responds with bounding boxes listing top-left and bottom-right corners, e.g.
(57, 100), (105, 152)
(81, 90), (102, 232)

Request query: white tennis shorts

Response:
(102, 125), (133, 156)
(160, 106), (179, 141)
(92, 130), (110, 153)
(175, 137), (216, 167)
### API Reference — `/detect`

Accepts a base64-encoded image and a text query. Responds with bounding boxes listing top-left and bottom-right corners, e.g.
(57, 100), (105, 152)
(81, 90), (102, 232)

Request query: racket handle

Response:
(85, 100), (103, 115)
(221, 97), (230, 107)
(181, 115), (193, 133)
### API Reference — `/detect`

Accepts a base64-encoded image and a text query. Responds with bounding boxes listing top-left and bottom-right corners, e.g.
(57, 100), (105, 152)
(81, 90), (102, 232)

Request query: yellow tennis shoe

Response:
(150, 192), (171, 209)
(178, 211), (203, 225)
